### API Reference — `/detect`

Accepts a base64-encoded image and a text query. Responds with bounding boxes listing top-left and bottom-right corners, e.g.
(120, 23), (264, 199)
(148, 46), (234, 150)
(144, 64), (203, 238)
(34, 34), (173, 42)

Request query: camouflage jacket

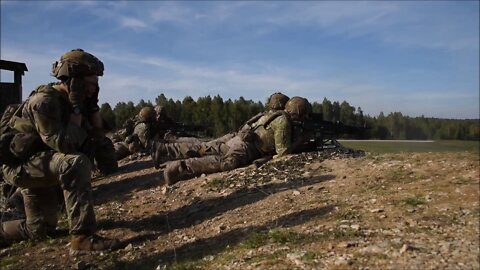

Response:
(13, 83), (88, 154)
(250, 110), (292, 156)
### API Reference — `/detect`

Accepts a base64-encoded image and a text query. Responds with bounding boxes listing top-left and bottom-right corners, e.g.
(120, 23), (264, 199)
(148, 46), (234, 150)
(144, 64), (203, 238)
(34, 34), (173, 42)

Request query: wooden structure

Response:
(0, 60), (28, 114)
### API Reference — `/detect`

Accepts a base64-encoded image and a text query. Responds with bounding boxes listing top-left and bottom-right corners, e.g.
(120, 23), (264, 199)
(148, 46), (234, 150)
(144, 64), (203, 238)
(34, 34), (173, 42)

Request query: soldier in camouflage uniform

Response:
(0, 49), (119, 252)
(151, 92), (290, 169)
(112, 105), (199, 160)
(156, 93), (306, 185)
(112, 106), (158, 160)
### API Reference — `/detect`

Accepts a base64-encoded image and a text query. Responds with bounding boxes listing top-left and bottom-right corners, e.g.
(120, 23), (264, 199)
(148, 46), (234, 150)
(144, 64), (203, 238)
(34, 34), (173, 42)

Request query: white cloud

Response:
(119, 16), (148, 30)
(67, 2), (477, 52)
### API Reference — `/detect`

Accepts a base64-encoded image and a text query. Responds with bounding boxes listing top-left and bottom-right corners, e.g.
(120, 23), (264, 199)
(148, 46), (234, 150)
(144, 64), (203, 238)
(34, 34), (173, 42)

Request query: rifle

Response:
(293, 112), (369, 150)
(155, 120), (208, 139)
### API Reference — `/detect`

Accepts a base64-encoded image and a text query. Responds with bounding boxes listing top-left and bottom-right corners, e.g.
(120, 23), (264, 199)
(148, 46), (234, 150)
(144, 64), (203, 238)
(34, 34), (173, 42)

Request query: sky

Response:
(1, 1), (479, 119)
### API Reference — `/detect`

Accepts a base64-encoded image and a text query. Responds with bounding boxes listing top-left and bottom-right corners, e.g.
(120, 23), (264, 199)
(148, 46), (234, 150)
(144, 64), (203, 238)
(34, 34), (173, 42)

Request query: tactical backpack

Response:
(0, 104), (23, 206)
(0, 104), (22, 166)
(0, 88), (47, 166)
(238, 111), (289, 142)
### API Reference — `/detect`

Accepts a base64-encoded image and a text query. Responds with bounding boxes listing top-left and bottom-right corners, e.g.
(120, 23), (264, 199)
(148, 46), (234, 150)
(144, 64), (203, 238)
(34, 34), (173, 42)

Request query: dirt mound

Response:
(1, 149), (478, 270)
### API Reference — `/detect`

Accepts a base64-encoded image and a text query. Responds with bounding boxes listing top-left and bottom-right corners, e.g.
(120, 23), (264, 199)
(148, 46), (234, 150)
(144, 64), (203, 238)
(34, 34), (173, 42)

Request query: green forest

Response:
(100, 94), (479, 141)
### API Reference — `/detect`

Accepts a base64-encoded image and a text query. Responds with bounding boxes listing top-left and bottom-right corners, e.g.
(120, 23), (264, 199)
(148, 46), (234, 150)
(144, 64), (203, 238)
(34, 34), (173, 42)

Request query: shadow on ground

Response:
(108, 204), (335, 269)
(98, 174), (335, 239)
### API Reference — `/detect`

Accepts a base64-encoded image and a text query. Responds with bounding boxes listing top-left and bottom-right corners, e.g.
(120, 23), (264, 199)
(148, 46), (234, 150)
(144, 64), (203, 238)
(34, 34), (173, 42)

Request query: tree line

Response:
(100, 94), (479, 141)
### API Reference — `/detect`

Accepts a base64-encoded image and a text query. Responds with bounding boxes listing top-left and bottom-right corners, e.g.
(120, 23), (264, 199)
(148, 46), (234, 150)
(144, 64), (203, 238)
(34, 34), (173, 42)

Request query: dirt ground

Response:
(1, 149), (479, 270)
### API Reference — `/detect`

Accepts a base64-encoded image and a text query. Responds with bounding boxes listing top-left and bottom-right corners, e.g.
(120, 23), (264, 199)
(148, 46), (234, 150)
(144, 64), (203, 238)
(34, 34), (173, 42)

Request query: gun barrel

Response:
(300, 119), (367, 137)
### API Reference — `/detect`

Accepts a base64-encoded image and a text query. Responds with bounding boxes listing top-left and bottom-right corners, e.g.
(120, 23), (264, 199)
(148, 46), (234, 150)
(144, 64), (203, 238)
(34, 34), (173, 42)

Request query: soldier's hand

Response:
(85, 86), (100, 114)
(68, 77), (86, 112)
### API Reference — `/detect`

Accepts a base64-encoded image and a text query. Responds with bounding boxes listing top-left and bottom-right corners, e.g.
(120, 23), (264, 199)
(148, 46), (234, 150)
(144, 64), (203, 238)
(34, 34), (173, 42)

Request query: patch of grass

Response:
(214, 253), (236, 265)
(384, 167), (419, 185)
(242, 229), (305, 248)
(314, 228), (365, 242)
(10, 239), (35, 249)
(341, 140), (479, 154)
(206, 178), (224, 189)
(0, 256), (21, 268)
(205, 177), (238, 190)
(303, 251), (317, 261)
(242, 231), (269, 248)
(400, 195), (426, 207)
(268, 229), (303, 244)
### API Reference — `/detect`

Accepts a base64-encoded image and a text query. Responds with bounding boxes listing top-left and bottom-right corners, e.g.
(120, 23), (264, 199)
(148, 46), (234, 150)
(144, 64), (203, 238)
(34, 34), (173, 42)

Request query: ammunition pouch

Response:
(9, 132), (46, 161)
(0, 131), (20, 166)
(238, 128), (257, 142)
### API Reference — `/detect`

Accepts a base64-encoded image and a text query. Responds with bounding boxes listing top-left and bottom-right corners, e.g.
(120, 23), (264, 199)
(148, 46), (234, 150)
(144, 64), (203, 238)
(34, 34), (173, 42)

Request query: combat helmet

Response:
(138, 106), (156, 122)
(267, 92), (290, 110)
(284, 96), (312, 121)
(51, 49), (104, 80)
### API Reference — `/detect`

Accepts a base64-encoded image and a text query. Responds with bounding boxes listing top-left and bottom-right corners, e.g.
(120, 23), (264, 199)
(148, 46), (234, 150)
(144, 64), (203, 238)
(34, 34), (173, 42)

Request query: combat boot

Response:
(152, 141), (169, 169)
(163, 160), (190, 186)
(164, 156), (222, 186)
(5, 188), (24, 212)
(70, 234), (120, 255)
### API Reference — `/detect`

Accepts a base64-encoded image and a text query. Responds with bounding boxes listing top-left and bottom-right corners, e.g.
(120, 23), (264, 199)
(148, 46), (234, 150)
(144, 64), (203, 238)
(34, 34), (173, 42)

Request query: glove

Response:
(84, 86), (100, 114)
(68, 78), (85, 113)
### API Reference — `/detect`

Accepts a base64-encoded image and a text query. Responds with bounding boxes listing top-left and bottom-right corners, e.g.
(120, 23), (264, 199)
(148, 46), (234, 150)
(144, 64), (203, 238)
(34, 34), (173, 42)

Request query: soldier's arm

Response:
(272, 115), (292, 157)
(31, 93), (88, 153)
(133, 122), (151, 149)
(89, 111), (103, 129)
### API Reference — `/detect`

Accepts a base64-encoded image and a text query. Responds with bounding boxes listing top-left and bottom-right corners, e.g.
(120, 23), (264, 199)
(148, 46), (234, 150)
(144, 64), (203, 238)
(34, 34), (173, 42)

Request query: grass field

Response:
(339, 140), (479, 153)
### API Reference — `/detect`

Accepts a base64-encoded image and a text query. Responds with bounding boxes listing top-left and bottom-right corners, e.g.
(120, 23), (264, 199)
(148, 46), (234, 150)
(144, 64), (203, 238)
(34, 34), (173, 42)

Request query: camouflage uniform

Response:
(1, 49), (118, 251)
(112, 115), (152, 160)
(114, 106), (202, 161)
(153, 131), (235, 167)
(162, 110), (293, 185)
(0, 84), (96, 242)
(152, 91), (290, 167)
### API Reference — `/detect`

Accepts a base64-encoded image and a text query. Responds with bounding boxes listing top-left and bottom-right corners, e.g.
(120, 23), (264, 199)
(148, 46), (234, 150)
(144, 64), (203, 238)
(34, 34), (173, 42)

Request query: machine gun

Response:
(155, 120), (208, 140)
(293, 112), (369, 151)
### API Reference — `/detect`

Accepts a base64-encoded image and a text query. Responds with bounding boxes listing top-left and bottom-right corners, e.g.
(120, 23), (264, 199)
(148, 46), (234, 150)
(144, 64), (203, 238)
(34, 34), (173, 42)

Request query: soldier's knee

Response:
(220, 157), (242, 171)
(57, 154), (91, 190)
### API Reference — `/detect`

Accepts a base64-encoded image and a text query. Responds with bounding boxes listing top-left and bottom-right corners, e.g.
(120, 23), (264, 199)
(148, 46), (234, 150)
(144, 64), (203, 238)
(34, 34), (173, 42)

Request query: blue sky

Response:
(1, 1), (478, 119)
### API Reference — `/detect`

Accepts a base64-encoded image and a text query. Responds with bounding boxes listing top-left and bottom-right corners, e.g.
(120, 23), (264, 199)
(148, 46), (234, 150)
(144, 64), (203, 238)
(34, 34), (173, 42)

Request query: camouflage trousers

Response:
(167, 135), (262, 179)
(0, 151), (96, 243)
(113, 141), (133, 161)
(157, 132), (237, 162)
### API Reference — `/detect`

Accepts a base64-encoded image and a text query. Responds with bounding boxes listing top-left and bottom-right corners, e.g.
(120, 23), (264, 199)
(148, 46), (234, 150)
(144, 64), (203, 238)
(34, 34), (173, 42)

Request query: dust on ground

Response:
(1, 149), (479, 270)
